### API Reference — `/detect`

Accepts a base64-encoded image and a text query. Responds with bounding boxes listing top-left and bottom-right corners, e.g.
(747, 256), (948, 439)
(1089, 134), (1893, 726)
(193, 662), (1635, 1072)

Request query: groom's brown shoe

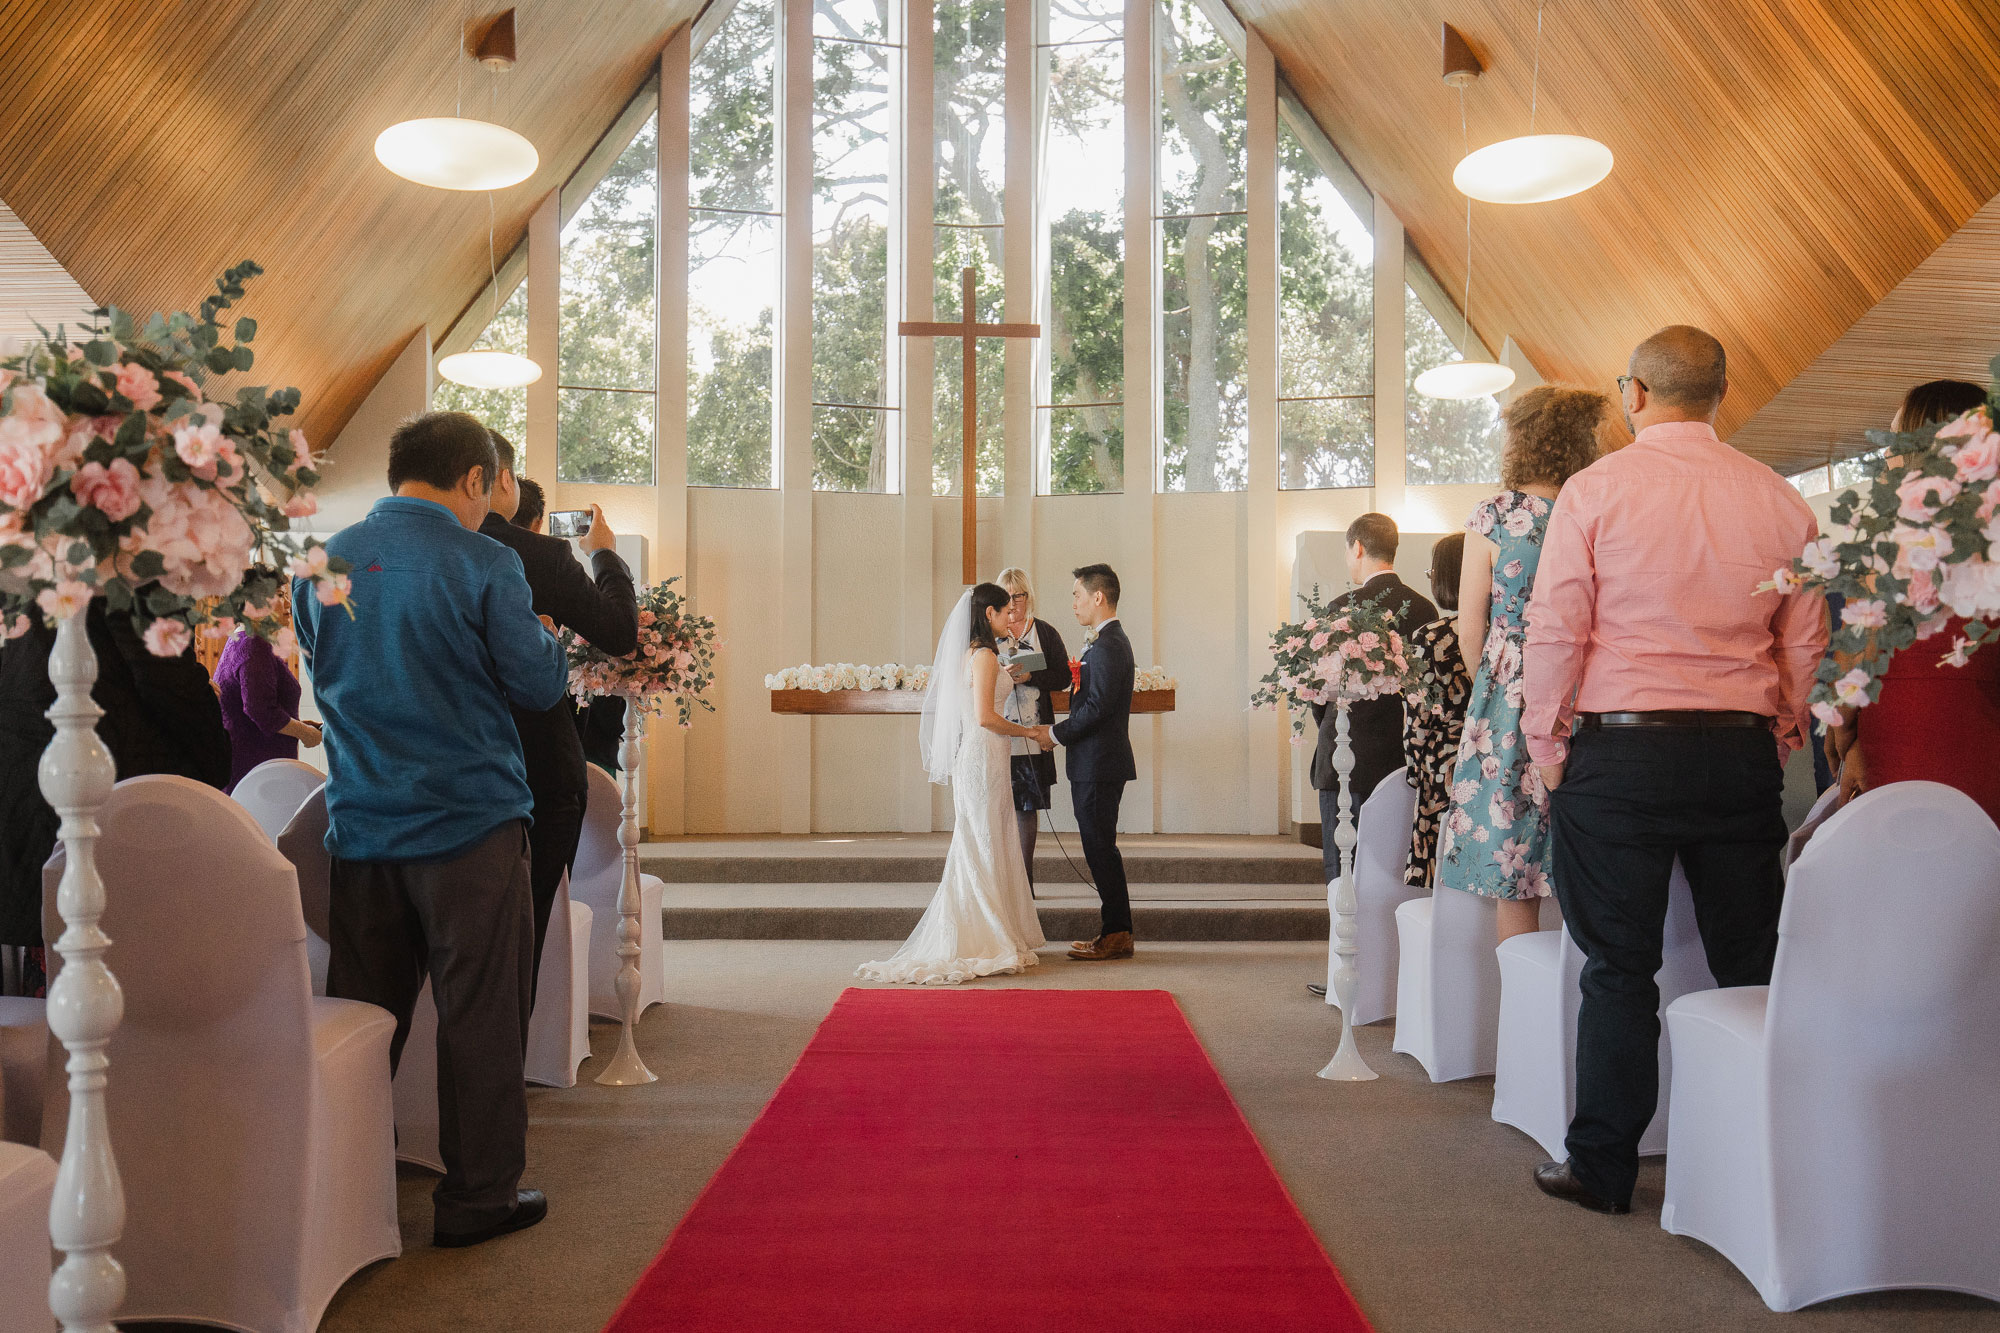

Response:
(1068, 931), (1134, 961)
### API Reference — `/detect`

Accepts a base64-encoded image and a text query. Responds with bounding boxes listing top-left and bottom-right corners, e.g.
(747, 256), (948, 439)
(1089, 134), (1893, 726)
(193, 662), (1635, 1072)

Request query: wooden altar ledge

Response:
(770, 689), (1176, 715)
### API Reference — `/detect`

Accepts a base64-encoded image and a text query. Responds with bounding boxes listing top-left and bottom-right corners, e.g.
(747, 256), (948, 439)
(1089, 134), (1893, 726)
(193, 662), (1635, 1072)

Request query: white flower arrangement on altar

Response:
(0, 261), (351, 648)
(765, 662), (931, 692)
(1134, 665), (1178, 691)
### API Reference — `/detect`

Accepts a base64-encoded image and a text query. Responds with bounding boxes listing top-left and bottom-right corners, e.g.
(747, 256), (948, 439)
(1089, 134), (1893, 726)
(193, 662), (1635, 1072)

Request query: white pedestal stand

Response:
(594, 708), (657, 1086)
(42, 611), (128, 1327)
(1317, 700), (1376, 1082)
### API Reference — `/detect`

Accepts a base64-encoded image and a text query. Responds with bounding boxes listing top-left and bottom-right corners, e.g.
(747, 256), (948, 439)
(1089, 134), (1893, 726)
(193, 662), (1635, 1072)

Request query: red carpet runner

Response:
(605, 988), (1371, 1332)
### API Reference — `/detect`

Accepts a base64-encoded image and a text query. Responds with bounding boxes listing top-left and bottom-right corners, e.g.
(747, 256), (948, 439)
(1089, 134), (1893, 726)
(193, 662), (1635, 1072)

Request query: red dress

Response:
(1860, 617), (2000, 826)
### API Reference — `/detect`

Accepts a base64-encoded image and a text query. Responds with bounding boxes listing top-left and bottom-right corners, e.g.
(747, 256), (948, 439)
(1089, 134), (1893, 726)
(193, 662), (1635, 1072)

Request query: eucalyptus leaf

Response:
(233, 344), (254, 371)
(205, 347), (236, 374)
(127, 549), (165, 580)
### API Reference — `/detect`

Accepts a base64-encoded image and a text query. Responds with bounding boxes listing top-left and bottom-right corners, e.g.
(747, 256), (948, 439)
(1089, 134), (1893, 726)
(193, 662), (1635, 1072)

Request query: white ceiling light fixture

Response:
(441, 192), (542, 390)
(376, 10), (539, 192)
(1417, 61), (1516, 402)
(1452, 2), (1611, 205)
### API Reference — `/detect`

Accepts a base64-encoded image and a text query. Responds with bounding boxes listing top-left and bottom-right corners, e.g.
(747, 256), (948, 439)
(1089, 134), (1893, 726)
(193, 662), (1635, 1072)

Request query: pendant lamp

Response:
(377, 10), (539, 192)
(441, 192), (543, 389)
(1453, 3), (1610, 205)
(1417, 81), (1515, 402)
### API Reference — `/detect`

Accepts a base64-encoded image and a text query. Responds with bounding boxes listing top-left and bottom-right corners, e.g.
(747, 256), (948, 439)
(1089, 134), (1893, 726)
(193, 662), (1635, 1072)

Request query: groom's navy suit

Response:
(1053, 618), (1136, 936)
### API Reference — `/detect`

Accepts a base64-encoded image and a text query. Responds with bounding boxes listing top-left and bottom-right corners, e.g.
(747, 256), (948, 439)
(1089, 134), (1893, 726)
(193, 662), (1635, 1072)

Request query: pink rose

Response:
(314, 573), (352, 606)
(114, 362), (161, 412)
(1832, 668), (1872, 708)
(1355, 631), (1380, 651)
(36, 579), (91, 621)
(70, 459), (142, 522)
(1309, 631), (1329, 651)
(1948, 428), (2000, 484)
(1908, 567), (1941, 613)
(639, 609), (657, 626)
(1810, 700), (1846, 729)
(272, 626), (298, 660)
(172, 420), (225, 476)
(1896, 472), (1961, 522)
(142, 618), (191, 657)
(287, 429), (314, 468)
(1839, 598), (1887, 630)
(281, 493), (318, 519)
(1330, 617), (1351, 633)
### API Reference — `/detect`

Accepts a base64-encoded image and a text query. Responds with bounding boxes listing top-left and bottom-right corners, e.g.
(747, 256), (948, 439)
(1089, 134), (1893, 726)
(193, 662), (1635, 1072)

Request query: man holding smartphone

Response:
(480, 434), (639, 994)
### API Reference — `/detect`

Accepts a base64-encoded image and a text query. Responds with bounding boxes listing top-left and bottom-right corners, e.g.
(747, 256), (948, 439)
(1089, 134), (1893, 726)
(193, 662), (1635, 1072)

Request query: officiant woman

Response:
(997, 567), (1071, 887)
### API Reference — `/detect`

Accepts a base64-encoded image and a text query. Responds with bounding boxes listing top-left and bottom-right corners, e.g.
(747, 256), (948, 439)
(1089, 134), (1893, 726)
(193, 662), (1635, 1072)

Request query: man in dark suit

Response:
(1306, 513), (1436, 998)
(1035, 563), (1137, 961)
(482, 433), (639, 992)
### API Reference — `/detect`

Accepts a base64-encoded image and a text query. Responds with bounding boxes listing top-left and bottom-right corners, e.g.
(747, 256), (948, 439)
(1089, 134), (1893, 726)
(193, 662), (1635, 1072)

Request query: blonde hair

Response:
(995, 566), (1033, 616)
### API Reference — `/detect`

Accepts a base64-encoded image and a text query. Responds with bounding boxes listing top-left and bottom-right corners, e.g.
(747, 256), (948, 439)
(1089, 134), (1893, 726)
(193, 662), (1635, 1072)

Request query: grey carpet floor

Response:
(145, 940), (1998, 1332)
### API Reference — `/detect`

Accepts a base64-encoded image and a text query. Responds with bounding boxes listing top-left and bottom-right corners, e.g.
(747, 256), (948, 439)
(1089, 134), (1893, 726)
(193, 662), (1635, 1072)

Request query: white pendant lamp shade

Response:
(375, 117), (539, 191)
(1454, 133), (1612, 204)
(439, 348), (543, 389)
(1414, 358), (1516, 400)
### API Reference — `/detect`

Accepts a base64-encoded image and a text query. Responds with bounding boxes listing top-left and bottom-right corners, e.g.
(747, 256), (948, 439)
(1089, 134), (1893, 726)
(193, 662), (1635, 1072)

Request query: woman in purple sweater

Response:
(214, 621), (321, 790)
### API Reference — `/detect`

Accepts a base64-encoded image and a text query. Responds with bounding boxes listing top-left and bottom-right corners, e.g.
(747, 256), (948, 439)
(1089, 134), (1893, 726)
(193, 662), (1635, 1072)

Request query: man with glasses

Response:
(1521, 326), (1826, 1216)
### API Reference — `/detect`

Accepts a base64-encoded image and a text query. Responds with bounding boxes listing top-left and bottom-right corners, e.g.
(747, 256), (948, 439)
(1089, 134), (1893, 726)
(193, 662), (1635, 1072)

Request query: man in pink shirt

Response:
(1521, 325), (1827, 1216)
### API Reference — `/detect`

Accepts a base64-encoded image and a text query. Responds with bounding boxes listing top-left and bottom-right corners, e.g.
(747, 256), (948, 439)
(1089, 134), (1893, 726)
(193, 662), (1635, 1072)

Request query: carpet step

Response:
(661, 884), (1327, 942)
(643, 845), (1323, 886)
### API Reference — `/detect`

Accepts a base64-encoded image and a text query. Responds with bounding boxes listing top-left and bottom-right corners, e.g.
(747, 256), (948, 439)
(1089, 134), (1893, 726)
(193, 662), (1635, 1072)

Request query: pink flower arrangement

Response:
(1252, 588), (1416, 735)
(1766, 379), (2000, 714)
(565, 575), (718, 727)
(0, 262), (349, 653)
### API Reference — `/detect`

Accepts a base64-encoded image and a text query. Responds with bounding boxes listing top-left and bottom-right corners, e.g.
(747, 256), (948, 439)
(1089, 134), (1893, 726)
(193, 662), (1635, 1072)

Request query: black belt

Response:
(1577, 710), (1772, 730)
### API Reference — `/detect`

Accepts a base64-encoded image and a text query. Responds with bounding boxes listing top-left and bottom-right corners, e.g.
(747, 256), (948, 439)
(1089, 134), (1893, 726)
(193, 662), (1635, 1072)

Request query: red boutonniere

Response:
(1068, 658), (1083, 690)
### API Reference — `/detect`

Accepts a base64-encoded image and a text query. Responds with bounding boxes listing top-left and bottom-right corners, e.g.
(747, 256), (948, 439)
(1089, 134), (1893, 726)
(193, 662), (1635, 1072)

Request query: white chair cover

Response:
(391, 982), (445, 1172)
(0, 1140), (55, 1333)
(1662, 781), (2000, 1311)
(1783, 782), (1844, 870)
(574, 764), (666, 1020)
(275, 787), (333, 995)
(1326, 768), (1424, 1026)
(231, 758), (327, 842)
(1491, 860), (1715, 1159)
(524, 874), (594, 1088)
(0, 998), (48, 1148)
(1393, 887), (1555, 1083)
(40, 775), (398, 1333)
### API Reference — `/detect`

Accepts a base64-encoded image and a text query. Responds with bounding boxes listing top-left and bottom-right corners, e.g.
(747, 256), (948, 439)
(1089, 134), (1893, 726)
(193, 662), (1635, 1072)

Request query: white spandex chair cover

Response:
(0, 1140), (55, 1333)
(1326, 768), (1424, 1026)
(1491, 859), (1715, 1159)
(1783, 782), (1844, 871)
(524, 874), (594, 1088)
(40, 775), (399, 1333)
(1394, 887), (1554, 1083)
(231, 758), (327, 842)
(1662, 781), (2000, 1311)
(0, 998), (48, 1147)
(574, 764), (665, 1020)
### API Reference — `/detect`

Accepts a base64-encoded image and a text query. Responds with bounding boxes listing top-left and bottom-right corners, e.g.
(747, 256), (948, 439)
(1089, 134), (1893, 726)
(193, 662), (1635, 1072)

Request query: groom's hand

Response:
(1034, 725), (1055, 751)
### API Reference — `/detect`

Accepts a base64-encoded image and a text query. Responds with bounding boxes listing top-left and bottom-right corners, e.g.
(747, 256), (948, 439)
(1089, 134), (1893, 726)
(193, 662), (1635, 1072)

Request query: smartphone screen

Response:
(548, 509), (592, 539)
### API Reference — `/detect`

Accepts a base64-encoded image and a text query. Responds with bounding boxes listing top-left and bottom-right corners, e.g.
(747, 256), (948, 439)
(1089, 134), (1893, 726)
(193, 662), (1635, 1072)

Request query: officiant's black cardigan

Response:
(1009, 617), (1071, 797)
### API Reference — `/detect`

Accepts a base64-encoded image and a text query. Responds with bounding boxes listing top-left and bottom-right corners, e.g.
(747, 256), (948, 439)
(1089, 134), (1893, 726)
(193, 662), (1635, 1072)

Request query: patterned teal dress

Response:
(1436, 491), (1556, 901)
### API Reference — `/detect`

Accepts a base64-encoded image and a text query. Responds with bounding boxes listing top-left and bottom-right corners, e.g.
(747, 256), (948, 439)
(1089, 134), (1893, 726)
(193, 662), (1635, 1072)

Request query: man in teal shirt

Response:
(295, 411), (566, 1248)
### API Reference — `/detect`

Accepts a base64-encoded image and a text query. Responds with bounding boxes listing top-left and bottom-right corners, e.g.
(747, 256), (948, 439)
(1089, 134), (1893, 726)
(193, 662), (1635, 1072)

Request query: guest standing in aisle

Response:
(1304, 513), (1434, 999)
(213, 571), (321, 790)
(296, 411), (567, 1248)
(1401, 533), (1471, 890)
(1823, 378), (2000, 824)
(1523, 327), (1826, 1216)
(481, 434), (638, 990)
(1435, 387), (1608, 944)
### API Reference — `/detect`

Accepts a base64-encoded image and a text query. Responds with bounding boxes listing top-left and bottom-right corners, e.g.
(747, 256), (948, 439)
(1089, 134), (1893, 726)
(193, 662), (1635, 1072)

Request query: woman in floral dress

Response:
(1401, 533), (1471, 888)
(1436, 386), (1610, 943)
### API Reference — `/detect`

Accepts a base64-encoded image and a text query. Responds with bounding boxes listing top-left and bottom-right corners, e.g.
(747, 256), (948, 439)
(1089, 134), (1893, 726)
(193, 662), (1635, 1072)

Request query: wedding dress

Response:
(857, 621), (1045, 984)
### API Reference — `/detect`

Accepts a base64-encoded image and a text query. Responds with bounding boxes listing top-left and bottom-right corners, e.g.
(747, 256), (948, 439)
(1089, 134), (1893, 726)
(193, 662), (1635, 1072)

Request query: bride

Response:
(857, 583), (1049, 984)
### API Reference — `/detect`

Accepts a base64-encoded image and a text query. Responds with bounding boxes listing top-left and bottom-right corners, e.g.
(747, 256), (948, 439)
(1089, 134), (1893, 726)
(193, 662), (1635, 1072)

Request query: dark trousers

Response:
(1550, 728), (1787, 1205)
(328, 820), (535, 1233)
(526, 788), (587, 1005)
(1072, 780), (1132, 936)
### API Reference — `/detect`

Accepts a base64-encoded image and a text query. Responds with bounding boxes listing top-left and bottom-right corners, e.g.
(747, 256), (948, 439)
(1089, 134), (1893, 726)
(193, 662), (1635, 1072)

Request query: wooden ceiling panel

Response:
(1235, 0), (2000, 465)
(0, 0), (700, 453)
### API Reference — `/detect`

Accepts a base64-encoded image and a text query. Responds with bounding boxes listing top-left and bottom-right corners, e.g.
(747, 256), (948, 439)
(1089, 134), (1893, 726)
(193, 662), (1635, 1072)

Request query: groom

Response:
(1035, 563), (1136, 961)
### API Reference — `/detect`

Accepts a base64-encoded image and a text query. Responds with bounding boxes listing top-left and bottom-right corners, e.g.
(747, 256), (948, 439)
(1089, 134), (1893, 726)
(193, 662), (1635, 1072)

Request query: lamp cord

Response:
(1458, 85), (1474, 354)
(1529, 0), (1545, 136)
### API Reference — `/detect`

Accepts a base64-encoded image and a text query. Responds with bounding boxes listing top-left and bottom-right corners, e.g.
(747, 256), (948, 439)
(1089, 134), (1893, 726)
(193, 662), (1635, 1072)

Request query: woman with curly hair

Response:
(1436, 385), (1611, 943)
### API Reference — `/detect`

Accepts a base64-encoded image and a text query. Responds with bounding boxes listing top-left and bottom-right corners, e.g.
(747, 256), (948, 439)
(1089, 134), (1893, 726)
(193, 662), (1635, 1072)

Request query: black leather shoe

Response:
(1533, 1161), (1629, 1215)
(434, 1189), (549, 1248)
(1306, 983), (1327, 998)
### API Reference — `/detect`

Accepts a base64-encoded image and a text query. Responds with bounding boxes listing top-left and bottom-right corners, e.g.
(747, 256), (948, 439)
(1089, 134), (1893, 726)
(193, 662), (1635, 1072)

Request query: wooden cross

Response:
(899, 267), (1039, 584)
